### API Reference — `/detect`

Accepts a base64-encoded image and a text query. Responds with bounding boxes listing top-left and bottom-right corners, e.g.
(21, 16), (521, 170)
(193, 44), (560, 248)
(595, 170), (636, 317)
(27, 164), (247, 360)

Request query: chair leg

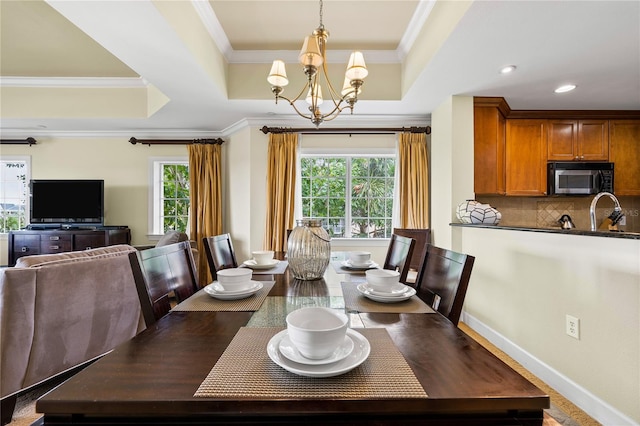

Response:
(1, 394), (17, 425)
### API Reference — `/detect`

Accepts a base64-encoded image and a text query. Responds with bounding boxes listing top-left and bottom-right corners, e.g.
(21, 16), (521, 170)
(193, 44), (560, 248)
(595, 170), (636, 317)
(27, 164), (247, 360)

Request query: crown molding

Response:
(397, 0), (437, 61)
(191, 0), (233, 59)
(0, 76), (147, 88)
(0, 114), (429, 140)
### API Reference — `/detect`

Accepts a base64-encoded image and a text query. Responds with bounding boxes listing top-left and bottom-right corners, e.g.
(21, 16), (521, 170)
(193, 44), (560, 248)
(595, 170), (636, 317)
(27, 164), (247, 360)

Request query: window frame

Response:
(298, 147), (397, 246)
(148, 157), (190, 238)
(0, 155), (31, 235)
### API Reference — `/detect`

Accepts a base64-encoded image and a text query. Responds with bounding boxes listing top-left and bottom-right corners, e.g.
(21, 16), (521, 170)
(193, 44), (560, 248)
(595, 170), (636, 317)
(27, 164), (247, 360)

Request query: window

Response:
(300, 154), (396, 239)
(0, 157), (30, 233)
(150, 159), (190, 235)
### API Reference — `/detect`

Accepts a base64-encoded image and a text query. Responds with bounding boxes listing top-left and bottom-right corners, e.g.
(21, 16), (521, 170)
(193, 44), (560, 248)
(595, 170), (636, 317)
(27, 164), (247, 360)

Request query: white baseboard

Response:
(461, 312), (638, 426)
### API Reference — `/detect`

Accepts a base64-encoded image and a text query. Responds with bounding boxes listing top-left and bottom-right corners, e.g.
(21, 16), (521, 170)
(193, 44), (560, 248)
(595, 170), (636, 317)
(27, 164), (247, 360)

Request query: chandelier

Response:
(267, 0), (368, 127)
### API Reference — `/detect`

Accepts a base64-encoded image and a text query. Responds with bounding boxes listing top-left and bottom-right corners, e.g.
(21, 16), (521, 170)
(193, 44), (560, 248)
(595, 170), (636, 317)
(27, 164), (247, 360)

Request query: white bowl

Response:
(349, 251), (371, 266)
(252, 250), (274, 265)
(286, 307), (349, 360)
(365, 269), (401, 292)
(216, 268), (253, 291)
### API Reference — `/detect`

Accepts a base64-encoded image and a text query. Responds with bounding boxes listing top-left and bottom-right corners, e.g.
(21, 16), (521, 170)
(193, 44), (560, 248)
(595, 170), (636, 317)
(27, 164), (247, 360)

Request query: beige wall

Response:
(0, 137), (190, 265)
(457, 225), (640, 423)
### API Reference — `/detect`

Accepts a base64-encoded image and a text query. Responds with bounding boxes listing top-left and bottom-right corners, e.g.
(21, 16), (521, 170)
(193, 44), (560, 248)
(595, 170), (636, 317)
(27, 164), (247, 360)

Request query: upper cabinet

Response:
(609, 120), (640, 196)
(547, 120), (609, 161)
(474, 98), (507, 195)
(473, 97), (640, 197)
(505, 120), (548, 196)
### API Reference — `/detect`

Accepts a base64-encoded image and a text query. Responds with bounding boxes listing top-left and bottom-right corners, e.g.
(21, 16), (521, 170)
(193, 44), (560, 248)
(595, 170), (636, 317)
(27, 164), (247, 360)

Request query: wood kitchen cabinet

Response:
(547, 119), (609, 161)
(474, 99), (507, 195)
(610, 120), (640, 195)
(505, 119), (548, 196)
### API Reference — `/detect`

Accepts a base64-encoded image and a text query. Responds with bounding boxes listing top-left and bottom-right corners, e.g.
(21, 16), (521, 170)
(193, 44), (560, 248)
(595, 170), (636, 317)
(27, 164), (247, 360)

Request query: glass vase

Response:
(287, 219), (331, 280)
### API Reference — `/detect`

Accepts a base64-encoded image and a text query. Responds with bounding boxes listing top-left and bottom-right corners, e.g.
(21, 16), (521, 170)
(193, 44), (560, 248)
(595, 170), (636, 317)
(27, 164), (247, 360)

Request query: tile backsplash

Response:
(476, 195), (640, 232)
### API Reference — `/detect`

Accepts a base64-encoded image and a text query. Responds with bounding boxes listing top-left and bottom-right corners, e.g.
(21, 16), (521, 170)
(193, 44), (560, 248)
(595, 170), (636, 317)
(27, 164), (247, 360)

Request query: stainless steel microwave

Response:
(547, 162), (614, 195)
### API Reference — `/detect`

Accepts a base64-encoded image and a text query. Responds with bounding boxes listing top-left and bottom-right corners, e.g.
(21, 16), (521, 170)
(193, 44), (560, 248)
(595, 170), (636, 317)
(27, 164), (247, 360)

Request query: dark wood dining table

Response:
(37, 252), (549, 425)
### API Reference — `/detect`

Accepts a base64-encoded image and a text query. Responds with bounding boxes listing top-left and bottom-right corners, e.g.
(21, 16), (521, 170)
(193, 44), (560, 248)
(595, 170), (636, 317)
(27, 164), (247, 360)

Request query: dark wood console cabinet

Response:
(8, 228), (131, 266)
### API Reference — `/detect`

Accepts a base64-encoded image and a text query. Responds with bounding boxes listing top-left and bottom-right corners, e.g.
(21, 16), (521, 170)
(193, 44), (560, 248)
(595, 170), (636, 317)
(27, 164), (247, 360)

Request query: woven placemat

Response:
(240, 260), (289, 275)
(194, 327), (427, 399)
(341, 282), (435, 314)
(172, 281), (274, 312)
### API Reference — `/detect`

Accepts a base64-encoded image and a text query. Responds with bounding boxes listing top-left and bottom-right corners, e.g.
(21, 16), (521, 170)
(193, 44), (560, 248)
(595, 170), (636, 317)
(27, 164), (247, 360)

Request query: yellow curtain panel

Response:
(398, 132), (430, 228)
(264, 133), (298, 251)
(188, 143), (223, 287)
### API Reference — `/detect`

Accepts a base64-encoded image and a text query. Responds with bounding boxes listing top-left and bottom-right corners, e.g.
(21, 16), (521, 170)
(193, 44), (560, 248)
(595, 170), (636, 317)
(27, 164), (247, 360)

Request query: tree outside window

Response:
(151, 160), (190, 235)
(0, 159), (29, 233)
(300, 155), (395, 238)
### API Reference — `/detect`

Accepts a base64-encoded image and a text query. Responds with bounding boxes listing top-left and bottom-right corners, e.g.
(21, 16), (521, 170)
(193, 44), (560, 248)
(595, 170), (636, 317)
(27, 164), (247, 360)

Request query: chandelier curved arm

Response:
(273, 94), (314, 120)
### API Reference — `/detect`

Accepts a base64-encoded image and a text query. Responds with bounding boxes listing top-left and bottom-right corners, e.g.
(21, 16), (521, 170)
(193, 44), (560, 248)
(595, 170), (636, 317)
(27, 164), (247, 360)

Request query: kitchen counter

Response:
(450, 223), (640, 240)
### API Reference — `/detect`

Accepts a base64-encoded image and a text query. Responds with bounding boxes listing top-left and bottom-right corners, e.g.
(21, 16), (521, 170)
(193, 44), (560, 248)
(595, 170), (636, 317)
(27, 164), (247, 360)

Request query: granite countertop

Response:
(450, 222), (640, 240)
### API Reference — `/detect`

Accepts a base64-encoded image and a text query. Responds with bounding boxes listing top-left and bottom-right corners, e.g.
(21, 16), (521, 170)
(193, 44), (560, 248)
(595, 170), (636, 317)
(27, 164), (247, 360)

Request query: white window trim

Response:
(148, 156), (188, 238)
(0, 155), (31, 236)
(297, 147), (397, 243)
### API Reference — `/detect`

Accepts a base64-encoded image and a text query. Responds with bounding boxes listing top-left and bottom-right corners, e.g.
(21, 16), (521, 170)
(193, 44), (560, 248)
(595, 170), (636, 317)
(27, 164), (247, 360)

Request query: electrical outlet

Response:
(566, 315), (580, 340)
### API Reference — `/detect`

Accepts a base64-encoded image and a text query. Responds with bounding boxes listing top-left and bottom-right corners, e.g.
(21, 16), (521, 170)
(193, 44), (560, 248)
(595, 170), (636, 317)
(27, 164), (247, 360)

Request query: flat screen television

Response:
(29, 179), (104, 227)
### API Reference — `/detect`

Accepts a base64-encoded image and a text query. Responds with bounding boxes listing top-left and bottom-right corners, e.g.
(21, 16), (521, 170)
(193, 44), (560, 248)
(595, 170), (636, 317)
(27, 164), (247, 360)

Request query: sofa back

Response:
(1, 244), (143, 398)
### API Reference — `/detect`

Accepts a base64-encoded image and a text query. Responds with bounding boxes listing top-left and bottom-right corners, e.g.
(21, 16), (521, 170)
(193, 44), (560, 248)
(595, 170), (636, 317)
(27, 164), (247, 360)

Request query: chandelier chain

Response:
(319, 0), (323, 27)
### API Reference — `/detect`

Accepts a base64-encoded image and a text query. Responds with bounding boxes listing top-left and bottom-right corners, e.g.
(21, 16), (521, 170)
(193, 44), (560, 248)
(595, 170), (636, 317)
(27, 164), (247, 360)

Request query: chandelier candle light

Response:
(267, 0), (368, 127)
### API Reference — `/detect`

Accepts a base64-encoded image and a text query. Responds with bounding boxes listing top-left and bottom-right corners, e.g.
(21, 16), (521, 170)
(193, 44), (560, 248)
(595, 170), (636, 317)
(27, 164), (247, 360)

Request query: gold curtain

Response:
(398, 132), (429, 228)
(188, 143), (223, 287)
(264, 133), (298, 251)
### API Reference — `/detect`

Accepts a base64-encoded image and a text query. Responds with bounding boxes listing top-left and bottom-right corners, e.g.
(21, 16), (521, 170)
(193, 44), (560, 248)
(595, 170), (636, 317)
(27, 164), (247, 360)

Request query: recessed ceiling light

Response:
(500, 65), (517, 74)
(554, 84), (576, 93)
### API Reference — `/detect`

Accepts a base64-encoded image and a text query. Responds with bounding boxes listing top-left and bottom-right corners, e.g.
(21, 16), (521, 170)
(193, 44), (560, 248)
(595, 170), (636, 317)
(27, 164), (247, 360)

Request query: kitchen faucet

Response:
(589, 192), (623, 231)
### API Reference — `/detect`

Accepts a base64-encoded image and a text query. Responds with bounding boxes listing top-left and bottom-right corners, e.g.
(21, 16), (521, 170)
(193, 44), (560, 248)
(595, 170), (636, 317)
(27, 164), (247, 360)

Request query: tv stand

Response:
(8, 227), (131, 266)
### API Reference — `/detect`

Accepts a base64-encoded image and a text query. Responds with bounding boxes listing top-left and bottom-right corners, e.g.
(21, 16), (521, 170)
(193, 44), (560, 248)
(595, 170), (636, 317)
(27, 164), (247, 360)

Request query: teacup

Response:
(349, 251), (371, 266)
(216, 268), (253, 291)
(365, 268), (401, 293)
(286, 307), (349, 360)
(252, 250), (275, 265)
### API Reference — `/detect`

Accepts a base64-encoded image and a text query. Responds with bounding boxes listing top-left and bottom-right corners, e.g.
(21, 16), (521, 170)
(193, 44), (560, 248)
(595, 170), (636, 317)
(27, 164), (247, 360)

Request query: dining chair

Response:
(413, 244), (475, 326)
(128, 240), (199, 327)
(382, 234), (416, 284)
(203, 233), (238, 280)
(392, 228), (431, 282)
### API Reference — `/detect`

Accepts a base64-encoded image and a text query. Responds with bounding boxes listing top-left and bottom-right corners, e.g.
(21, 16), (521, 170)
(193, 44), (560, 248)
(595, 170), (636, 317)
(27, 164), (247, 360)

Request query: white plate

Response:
(208, 281), (260, 295)
(357, 283), (416, 303)
(361, 282), (411, 297)
(268, 329), (370, 378)
(278, 333), (355, 366)
(243, 259), (280, 269)
(341, 260), (379, 270)
(204, 281), (263, 300)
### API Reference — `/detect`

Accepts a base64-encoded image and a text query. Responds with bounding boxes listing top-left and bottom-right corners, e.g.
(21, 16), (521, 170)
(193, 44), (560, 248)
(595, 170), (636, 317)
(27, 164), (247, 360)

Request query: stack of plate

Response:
(341, 259), (379, 270)
(267, 329), (370, 378)
(243, 259), (279, 270)
(356, 282), (416, 303)
(204, 281), (263, 300)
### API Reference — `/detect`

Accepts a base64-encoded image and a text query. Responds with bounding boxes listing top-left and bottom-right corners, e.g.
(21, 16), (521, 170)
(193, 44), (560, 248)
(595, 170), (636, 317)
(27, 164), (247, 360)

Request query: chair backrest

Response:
(383, 234), (416, 284)
(128, 240), (199, 326)
(414, 244), (475, 326)
(392, 228), (431, 272)
(203, 233), (238, 280)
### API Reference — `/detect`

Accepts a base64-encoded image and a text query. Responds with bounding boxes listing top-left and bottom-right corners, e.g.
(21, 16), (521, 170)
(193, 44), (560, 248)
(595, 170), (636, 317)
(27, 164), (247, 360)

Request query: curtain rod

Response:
(260, 126), (431, 135)
(1, 137), (37, 146)
(129, 137), (224, 146)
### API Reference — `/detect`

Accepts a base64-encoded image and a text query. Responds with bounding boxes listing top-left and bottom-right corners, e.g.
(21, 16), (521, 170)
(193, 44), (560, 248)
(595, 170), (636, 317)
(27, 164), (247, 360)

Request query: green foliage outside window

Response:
(162, 164), (190, 233)
(300, 156), (395, 239)
(0, 161), (28, 233)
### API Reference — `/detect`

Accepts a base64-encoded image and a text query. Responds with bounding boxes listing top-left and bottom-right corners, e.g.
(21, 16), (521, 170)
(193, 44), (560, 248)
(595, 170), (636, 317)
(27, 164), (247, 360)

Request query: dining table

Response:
(36, 252), (549, 425)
